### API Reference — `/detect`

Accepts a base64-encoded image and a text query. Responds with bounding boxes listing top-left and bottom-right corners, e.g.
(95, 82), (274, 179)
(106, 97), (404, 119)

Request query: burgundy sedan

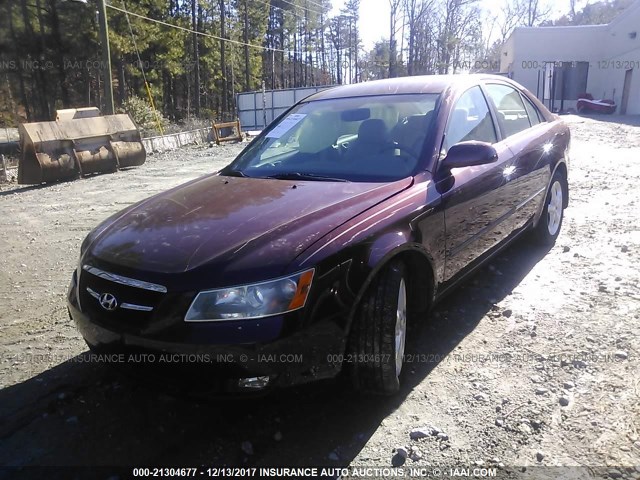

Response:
(68, 75), (569, 395)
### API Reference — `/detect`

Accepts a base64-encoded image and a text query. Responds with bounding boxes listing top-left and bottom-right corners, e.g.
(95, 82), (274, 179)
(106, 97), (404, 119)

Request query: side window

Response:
(485, 84), (532, 137)
(522, 95), (543, 126)
(444, 86), (497, 151)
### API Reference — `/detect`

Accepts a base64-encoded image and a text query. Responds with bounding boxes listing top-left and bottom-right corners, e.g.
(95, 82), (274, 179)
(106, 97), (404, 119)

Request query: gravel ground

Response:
(0, 116), (639, 478)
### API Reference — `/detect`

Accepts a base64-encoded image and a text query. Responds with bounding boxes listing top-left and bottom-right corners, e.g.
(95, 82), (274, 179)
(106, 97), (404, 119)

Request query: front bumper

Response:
(67, 267), (350, 392)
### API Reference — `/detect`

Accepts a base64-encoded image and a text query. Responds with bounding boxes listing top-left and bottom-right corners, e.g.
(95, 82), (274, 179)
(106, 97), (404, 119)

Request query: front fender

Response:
(367, 230), (414, 268)
(291, 179), (443, 331)
(347, 241), (437, 325)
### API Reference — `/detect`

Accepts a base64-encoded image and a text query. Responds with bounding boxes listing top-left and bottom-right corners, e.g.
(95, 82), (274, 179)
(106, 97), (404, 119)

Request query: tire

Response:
(348, 261), (408, 395)
(533, 172), (565, 245)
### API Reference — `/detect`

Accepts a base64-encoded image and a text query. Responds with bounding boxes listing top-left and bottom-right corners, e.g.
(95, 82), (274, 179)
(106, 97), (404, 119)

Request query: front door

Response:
(438, 85), (516, 282)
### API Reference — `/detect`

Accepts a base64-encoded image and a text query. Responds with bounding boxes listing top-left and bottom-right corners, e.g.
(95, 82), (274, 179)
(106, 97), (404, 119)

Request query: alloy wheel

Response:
(395, 278), (407, 377)
(547, 181), (563, 236)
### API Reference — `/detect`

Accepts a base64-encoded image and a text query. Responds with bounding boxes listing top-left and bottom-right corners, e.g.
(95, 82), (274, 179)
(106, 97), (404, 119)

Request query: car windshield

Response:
(223, 93), (440, 182)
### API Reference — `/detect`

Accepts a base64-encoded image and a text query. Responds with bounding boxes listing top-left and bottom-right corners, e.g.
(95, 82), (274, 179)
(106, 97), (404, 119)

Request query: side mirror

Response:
(440, 141), (498, 170)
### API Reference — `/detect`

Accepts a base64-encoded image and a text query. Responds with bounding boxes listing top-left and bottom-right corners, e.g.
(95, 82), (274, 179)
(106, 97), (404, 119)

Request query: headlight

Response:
(184, 269), (315, 322)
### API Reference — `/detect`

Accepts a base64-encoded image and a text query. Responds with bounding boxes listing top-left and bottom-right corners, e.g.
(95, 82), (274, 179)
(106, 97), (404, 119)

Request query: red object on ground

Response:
(577, 93), (616, 114)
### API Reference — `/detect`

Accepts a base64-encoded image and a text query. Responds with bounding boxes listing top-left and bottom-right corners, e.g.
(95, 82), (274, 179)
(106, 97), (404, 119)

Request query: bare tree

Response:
(328, 15), (345, 84)
(499, 0), (526, 40)
(436, 0), (480, 74)
(388, 0), (402, 77)
(342, 0), (360, 83)
(191, 0), (200, 116)
(242, 0), (250, 90)
(403, 0), (433, 75)
(218, 0), (228, 115)
(569, 0), (577, 20)
(501, 0), (552, 32)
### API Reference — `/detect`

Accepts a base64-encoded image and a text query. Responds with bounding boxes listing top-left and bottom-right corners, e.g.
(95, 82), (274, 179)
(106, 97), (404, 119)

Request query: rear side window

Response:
(522, 95), (543, 125)
(485, 84), (532, 138)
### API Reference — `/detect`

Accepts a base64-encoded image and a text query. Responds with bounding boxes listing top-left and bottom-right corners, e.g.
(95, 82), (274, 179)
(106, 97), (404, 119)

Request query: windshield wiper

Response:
(264, 172), (350, 182)
(221, 169), (248, 178)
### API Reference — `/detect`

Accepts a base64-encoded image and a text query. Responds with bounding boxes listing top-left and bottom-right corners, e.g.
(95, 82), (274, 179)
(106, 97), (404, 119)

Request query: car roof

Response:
(304, 74), (514, 101)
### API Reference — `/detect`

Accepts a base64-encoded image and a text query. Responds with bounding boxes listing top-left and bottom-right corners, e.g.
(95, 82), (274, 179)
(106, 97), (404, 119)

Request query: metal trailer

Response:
(236, 85), (336, 131)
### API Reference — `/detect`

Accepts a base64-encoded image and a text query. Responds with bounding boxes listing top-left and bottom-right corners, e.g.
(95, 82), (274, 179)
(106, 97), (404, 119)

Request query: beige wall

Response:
(500, 0), (640, 114)
(599, 6), (640, 114)
(587, 50), (640, 113)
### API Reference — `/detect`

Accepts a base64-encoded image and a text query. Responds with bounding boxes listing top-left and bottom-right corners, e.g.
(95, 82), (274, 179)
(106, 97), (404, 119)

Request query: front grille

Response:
(79, 264), (167, 332)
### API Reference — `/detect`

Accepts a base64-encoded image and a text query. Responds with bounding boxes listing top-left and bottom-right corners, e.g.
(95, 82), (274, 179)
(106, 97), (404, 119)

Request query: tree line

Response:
(0, 0), (632, 127)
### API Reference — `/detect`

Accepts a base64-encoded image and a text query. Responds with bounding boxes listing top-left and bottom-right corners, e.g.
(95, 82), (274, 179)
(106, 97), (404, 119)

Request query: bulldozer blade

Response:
(18, 112), (146, 184)
(111, 141), (145, 168)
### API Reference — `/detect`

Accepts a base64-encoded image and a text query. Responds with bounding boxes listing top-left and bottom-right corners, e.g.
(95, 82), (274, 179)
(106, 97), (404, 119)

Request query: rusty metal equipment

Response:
(211, 119), (243, 145)
(18, 108), (146, 184)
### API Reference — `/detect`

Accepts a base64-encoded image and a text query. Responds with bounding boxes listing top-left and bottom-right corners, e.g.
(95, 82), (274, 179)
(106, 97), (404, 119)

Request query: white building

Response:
(500, 0), (640, 114)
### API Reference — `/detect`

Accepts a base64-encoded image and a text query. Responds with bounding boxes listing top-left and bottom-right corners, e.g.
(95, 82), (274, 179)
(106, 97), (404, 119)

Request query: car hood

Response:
(89, 174), (413, 279)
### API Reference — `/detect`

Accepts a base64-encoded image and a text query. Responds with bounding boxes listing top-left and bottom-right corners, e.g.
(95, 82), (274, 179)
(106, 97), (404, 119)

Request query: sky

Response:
(332, 0), (391, 49)
(330, 0), (584, 51)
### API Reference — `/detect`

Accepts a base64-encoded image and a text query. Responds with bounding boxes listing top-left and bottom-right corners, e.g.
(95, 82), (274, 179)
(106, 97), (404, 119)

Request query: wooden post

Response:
(262, 81), (267, 129)
(1, 154), (7, 183)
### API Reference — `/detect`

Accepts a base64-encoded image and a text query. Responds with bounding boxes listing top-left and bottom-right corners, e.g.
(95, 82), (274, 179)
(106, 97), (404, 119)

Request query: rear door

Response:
(482, 83), (558, 230)
(438, 85), (517, 282)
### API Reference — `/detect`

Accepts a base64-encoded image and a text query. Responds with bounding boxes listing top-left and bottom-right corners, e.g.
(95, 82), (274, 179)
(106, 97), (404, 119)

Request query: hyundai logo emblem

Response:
(99, 293), (118, 311)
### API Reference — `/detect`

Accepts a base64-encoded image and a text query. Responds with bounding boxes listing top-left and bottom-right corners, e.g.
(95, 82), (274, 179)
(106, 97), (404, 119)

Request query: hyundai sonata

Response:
(68, 75), (569, 395)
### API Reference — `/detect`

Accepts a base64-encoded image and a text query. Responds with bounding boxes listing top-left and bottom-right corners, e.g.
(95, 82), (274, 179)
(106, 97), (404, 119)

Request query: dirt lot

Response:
(0, 115), (639, 478)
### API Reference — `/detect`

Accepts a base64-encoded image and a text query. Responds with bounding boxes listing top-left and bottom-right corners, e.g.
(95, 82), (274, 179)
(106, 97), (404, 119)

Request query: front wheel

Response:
(348, 261), (407, 395)
(533, 172), (565, 245)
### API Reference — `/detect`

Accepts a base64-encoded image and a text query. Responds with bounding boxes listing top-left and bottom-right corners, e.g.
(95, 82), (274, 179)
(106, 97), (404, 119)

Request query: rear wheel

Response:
(348, 261), (407, 395)
(533, 172), (565, 245)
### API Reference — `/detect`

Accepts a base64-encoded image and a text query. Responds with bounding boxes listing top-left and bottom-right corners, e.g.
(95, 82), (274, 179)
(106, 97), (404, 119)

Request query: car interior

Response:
(237, 94), (440, 180)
